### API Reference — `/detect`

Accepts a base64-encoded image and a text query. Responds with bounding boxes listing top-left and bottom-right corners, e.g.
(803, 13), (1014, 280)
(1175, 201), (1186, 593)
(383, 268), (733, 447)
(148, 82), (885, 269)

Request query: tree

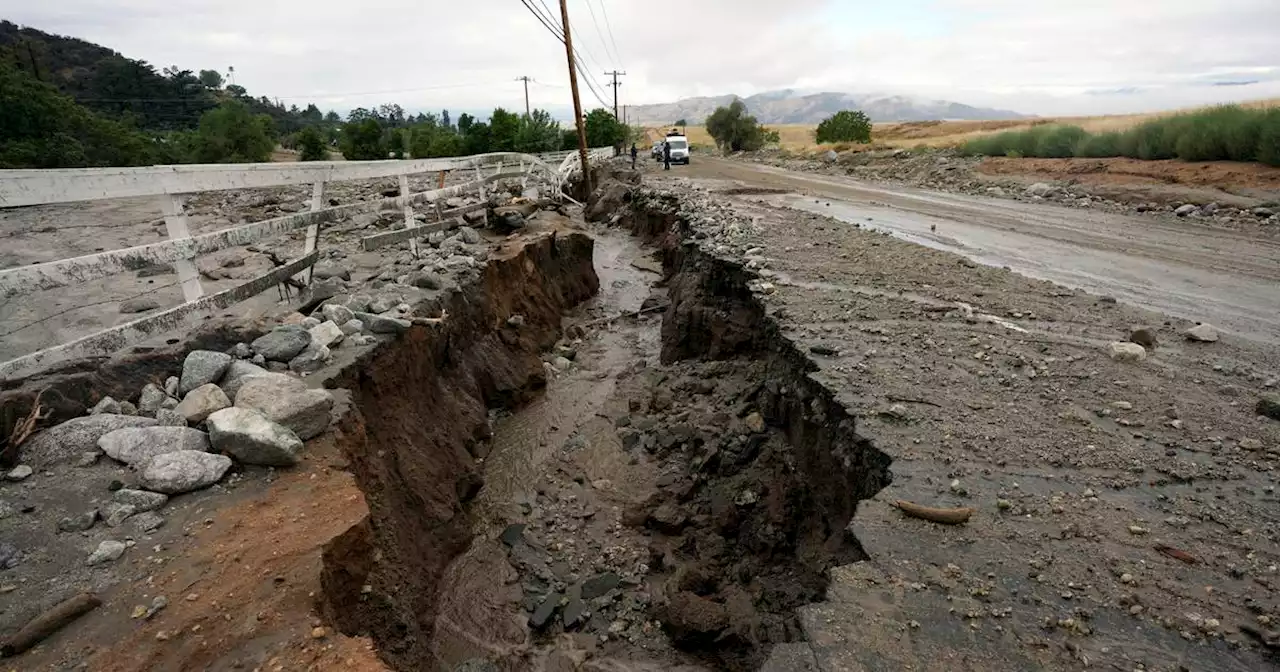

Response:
(297, 125), (327, 161)
(387, 128), (406, 159)
(488, 108), (522, 152)
(198, 69), (224, 90)
(441, 109), (451, 129)
(815, 110), (872, 144)
(514, 109), (562, 153)
(584, 108), (628, 148)
(674, 118), (687, 127)
(457, 113), (475, 134)
(324, 110), (341, 123)
(705, 100), (770, 152)
(340, 117), (386, 160)
(194, 99), (275, 163)
(225, 84), (247, 98)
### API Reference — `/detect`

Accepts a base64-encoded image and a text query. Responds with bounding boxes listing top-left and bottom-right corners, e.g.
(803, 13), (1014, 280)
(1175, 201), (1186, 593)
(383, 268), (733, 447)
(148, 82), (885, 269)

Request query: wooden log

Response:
(1, 592), (102, 657)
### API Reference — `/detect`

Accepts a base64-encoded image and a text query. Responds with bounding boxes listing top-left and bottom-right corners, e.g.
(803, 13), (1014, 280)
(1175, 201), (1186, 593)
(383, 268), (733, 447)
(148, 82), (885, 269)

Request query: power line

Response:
(581, 0), (618, 66)
(519, 0), (612, 109)
(72, 80), (506, 104)
(597, 0), (624, 69)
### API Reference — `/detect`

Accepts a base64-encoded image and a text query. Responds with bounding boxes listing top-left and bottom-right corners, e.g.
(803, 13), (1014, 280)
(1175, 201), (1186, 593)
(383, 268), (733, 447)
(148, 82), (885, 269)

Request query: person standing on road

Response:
(630, 143), (638, 169)
(662, 140), (671, 171)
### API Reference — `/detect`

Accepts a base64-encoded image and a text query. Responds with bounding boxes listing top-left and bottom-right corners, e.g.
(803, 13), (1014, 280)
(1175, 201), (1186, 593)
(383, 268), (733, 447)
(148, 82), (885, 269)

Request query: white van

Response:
(664, 135), (690, 164)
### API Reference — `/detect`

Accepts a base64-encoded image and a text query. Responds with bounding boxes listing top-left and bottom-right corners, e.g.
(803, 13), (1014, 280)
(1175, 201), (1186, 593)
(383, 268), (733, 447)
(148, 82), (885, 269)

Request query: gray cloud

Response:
(6, 0), (1280, 117)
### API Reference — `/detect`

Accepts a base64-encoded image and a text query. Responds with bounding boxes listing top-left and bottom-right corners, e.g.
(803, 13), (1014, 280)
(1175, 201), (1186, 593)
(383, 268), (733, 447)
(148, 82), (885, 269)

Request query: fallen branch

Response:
(577, 303), (668, 329)
(1154, 543), (1199, 565)
(408, 310), (449, 327)
(887, 394), (942, 408)
(893, 500), (974, 525)
(3, 389), (49, 460)
(1240, 623), (1280, 650)
(1, 592), (101, 657)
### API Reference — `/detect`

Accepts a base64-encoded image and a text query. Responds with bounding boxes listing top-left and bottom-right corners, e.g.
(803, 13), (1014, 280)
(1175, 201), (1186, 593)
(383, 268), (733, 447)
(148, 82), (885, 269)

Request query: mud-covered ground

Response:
(640, 170), (1280, 670)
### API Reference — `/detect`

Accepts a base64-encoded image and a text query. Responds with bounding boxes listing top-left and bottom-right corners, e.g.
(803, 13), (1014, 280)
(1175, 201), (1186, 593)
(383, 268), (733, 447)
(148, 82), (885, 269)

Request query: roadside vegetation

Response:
(962, 105), (1280, 166)
(705, 100), (780, 152)
(815, 110), (872, 144)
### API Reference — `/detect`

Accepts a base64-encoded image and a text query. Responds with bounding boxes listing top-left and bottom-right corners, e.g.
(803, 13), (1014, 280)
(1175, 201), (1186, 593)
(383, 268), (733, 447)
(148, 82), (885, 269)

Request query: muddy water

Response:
(473, 230), (662, 528)
(768, 193), (1280, 344)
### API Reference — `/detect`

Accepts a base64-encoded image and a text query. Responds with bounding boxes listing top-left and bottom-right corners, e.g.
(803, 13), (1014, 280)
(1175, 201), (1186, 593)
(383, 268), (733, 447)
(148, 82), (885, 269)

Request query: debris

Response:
(1154, 544), (1199, 565)
(0, 592), (102, 657)
(892, 500), (974, 525)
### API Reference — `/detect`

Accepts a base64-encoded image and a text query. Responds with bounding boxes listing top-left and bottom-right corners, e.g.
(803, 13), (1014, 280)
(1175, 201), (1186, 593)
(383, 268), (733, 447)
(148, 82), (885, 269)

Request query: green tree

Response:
(194, 99), (275, 162)
(297, 125), (328, 161)
(514, 109), (563, 153)
(584, 108), (627, 148)
(387, 128), (406, 159)
(198, 69), (224, 90)
(0, 62), (155, 168)
(674, 118), (687, 127)
(340, 117), (386, 160)
(704, 100), (769, 152)
(815, 110), (872, 144)
(489, 108), (522, 152)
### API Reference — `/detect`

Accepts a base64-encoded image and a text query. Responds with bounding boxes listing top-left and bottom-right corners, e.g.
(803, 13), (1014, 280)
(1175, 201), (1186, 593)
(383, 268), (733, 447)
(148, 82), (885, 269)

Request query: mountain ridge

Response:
(628, 90), (1027, 124)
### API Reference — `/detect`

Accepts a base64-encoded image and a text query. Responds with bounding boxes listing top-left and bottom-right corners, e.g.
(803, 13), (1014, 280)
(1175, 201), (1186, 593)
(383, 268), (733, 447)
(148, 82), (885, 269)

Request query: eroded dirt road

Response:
(679, 157), (1280, 344)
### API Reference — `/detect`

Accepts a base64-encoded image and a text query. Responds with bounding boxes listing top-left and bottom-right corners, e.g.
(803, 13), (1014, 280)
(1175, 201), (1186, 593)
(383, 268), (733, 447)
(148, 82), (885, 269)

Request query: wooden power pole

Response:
(515, 76), (531, 117)
(559, 0), (591, 193)
(604, 70), (626, 119)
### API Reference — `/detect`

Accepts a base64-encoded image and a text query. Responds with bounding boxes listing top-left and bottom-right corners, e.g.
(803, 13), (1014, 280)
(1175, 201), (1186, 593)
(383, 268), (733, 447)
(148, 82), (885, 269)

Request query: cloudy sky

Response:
(7, 0), (1280, 118)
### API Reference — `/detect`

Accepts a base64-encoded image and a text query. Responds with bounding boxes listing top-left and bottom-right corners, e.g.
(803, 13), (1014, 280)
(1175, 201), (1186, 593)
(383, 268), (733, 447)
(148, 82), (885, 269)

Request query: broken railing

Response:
(0, 147), (614, 381)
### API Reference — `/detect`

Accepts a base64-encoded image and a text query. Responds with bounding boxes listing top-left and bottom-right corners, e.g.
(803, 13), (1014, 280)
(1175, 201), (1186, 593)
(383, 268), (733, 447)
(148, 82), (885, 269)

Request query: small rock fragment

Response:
(86, 540), (127, 565)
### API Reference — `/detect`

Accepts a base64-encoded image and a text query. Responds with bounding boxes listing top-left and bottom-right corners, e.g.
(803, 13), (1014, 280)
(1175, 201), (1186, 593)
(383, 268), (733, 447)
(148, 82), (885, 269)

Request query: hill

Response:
(628, 90), (1026, 125)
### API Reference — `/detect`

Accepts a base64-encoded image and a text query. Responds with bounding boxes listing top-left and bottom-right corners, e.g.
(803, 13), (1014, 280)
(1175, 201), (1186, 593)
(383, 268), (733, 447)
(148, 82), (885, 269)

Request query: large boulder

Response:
(234, 374), (334, 440)
(139, 450), (232, 494)
(207, 407), (303, 466)
(179, 350), (233, 396)
(112, 488), (168, 512)
(219, 360), (269, 400)
(21, 415), (158, 468)
(250, 327), (312, 362)
(585, 180), (631, 222)
(174, 384), (231, 423)
(98, 426), (211, 466)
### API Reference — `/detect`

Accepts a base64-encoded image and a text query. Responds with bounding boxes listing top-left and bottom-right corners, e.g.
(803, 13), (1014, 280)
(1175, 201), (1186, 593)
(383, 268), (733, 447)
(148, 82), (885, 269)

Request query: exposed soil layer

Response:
(318, 231), (600, 669)
(977, 156), (1280, 195)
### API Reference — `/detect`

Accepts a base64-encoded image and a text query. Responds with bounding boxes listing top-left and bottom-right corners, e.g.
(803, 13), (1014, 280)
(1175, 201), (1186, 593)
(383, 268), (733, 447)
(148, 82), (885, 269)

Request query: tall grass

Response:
(961, 105), (1280, 167)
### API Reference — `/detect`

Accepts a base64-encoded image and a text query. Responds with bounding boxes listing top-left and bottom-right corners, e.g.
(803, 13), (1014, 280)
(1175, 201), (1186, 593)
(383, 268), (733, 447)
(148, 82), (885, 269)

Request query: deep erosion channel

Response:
(319, 197), (892, 671)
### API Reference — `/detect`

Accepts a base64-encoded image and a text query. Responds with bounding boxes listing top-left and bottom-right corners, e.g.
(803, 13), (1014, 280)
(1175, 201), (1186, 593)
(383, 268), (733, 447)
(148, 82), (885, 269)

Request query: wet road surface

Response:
(681, 157), (1280, 344)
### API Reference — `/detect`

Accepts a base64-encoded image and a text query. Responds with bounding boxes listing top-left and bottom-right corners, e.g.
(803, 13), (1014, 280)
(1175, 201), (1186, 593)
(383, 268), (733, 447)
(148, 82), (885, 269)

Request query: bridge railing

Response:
(0, 147), (614, 380)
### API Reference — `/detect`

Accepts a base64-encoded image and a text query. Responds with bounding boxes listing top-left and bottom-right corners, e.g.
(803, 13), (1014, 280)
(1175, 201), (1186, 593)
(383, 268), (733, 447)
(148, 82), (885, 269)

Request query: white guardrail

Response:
(0, 147), (615, 380)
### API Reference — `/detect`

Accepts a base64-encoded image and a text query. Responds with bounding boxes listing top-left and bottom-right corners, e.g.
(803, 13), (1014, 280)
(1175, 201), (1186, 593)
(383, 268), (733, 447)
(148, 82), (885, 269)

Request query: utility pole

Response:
(559, 0), (591, 194)
(604, 70), (626, 119)
(515, 76), (531, 117)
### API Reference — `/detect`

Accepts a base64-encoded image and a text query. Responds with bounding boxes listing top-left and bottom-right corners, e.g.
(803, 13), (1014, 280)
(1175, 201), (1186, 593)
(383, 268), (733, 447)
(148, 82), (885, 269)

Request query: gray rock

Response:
(103, 502), (137, 527)
(5, 465), (33, 481)
(368, 296), (398, 314)
(1259, 395), (1280, 422)
(22, 414), (159, 468)
(1024, 182), (1056, 198)
(462, 210), (486, 225)
(458, 226), (481, 244)
(1107, 341), (1147, 363)
(300, 278), (343, 307)
(131, 511), (165, 533)
(410, 272), (444, 290)
(288, 344), (331, 374)
(1175, 203), (1198, 217)
(164, 376), (180, 397)
(58, 510), (98, 533)
(1253, 206), (1276, 218)
(301, 316), (322, 329)
(98, 426), (211, 466)
(308, 321), (345, 349)
(313, 265), (351, 281)
(581, 572), (620, 599)
(139, 451), (233, 494)
(530, 592), (562, 629)
(155, 408), (188, 426)
(76, 452), (100, 467)
(0, 542), (20, 569)
(356, 312), (412, 334)
(179, 350), (233, 395)
(229, 342), (253, 359)
(119, 400), (138, 416)
(138, 384), (170, 415)
(824, 149), (838, 162)
(1185, 323), (1219, 343)
(86, 540), (127, 565)
(207, 407), (303, 466)
(120, 297), (161, 314)
(89, 396), (121, 415)
(453, 660), (499, 672)
(1129, 326), (1158, 349)
(234, 374), (333, 440)
(1202, 202), (1220, 215)
(339, 319), (364, 335)
(0, 500), (13, 520)
(552, 356), (572, 372)
(175, 383), (231, 423)
(251, 327), (312, 362)
(113, 488), (168, 512)
(321, 303), (355, 325)
(219, 360), (269, 399)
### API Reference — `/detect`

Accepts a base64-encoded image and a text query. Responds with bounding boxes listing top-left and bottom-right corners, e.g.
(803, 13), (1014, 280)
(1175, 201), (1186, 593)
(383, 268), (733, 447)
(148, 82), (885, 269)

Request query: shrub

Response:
(296, 126), (328, 161)
(705, 100), (771, 152)
(195, 100), (275, 163)
(1259, 109), (1280, 167)
(1075, 132), (1123, 158)
(340, 118), (386, 160)
(1034, 125), (1087, 158)
(816, 110), (872, 144)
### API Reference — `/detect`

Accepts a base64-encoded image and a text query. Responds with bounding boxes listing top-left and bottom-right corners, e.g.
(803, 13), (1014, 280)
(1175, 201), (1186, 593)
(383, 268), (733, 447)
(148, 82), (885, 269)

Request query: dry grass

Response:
(654, 97), (1280, 152)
